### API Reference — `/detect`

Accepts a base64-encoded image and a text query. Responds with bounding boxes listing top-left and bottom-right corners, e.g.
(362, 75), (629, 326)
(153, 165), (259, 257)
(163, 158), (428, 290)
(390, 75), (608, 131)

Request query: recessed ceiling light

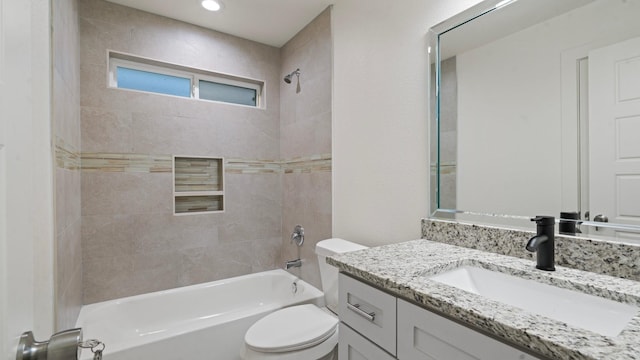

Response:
(201, 0), (222, 11)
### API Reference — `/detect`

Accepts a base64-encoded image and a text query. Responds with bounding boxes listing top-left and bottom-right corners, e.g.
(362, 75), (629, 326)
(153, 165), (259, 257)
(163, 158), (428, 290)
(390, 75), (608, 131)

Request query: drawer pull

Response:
(347, 302), (376, 322)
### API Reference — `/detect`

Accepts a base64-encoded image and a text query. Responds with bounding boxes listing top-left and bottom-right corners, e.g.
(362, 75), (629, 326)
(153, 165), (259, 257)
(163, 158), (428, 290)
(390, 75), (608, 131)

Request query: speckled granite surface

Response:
(328, 240), (640, 360)
(422, 219), (640, 281)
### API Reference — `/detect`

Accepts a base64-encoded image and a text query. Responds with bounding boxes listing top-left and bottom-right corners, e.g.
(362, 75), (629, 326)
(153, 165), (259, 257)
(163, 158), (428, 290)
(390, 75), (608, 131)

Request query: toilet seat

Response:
(242, 239), (368, 360)
(241, 305), (339, 360)
(245, 304), (338, 353)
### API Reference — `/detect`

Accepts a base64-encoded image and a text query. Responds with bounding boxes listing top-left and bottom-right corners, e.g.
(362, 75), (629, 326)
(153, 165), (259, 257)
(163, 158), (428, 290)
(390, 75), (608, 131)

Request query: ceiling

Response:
(105, 0), (335, 48)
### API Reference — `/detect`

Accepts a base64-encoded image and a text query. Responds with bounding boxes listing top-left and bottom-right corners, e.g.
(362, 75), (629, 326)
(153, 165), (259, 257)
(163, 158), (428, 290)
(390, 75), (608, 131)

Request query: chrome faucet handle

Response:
(290, 225), (304, 246)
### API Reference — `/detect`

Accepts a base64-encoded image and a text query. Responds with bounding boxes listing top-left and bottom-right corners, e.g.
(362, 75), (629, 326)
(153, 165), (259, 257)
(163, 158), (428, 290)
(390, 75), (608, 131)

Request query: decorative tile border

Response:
(80, 153), (332, 174)
(282, 153), (332, 174)
(226, 154), (331, 174)
(225, 159), (282, 174)
(55, 137), (81, 170)
(81, 153), (172, 173)
(421, 218), (640, 281)
(432, 164), (456, 175)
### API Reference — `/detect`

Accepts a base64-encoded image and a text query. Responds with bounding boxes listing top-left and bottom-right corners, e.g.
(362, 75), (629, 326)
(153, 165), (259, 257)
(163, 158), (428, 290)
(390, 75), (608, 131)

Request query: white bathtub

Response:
(76, 269), (324, 360)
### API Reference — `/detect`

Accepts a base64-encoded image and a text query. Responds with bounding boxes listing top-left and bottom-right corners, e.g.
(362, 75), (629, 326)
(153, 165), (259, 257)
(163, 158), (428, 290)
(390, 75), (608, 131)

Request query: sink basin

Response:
(429, 266), (638, 337)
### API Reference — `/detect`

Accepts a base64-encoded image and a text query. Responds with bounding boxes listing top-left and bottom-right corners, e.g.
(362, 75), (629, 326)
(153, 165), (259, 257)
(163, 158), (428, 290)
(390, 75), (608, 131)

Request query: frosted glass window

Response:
(117, 66), (191, 97)
(109, 52), (263, 107)
(199, 80), (257, 106)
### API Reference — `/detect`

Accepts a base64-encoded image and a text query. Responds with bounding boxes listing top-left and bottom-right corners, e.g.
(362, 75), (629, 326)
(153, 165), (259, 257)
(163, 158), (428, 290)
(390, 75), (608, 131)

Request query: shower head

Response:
(283, 68), (300, 84)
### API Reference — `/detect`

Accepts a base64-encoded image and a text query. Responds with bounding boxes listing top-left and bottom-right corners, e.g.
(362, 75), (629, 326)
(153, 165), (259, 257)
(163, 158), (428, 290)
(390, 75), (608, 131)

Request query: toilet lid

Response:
(245, 304), (338, 353)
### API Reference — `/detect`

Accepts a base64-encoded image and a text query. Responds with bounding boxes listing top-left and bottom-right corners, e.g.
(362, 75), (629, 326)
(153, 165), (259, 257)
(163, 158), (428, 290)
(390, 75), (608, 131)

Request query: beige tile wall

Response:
(79, 0), (332, 303)
(279, 8), (333, 289)
(79, 0), (283, 303)
(53, 0), (83, 330)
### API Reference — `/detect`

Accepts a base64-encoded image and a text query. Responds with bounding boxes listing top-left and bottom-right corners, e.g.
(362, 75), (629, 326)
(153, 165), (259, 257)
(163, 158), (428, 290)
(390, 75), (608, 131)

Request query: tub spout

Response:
(285, 259), (301, 270)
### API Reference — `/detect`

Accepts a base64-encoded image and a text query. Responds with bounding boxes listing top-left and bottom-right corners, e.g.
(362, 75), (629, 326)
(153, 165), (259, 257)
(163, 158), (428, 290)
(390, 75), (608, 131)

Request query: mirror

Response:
(429, 0), (640, 241)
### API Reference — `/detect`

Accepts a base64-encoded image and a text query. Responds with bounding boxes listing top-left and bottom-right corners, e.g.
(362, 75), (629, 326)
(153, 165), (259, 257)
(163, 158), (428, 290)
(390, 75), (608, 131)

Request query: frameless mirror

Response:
(429, 0), (640, 241)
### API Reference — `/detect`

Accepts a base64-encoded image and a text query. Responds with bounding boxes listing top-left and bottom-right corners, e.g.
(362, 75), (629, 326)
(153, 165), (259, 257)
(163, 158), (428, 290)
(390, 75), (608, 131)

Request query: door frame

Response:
(0, 0), (55, 358)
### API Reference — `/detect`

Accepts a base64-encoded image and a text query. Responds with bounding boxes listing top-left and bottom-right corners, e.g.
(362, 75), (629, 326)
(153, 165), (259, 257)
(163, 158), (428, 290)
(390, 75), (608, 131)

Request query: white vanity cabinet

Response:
(397, 299), (541, 360)
(338, 273), (542, 360)
(338, 273), (397, 358)
(339, 323), (396, 360)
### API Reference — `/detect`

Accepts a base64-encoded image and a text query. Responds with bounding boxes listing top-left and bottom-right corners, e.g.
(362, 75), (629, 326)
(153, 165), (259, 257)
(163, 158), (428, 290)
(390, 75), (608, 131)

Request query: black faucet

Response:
(526, 216), (555, 271)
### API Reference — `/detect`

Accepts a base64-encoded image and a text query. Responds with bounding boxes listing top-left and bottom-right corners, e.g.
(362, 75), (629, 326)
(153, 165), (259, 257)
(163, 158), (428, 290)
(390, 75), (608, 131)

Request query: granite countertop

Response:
(327, 240), (640, 360)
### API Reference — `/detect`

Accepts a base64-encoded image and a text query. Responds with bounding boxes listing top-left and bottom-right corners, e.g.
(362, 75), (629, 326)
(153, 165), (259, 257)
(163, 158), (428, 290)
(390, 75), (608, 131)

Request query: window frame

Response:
(195, 75), (260, 107)
(108, 52), (264, 108)
(109, 58), (194, 98)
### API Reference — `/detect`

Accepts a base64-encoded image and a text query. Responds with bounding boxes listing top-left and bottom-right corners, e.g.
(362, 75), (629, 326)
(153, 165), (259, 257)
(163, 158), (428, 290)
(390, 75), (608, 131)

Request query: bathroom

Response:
(2, 0), (640, 359)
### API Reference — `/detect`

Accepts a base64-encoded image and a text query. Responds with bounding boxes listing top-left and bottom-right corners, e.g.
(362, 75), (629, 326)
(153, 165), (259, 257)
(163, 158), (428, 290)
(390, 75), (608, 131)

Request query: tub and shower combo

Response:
(76, 270), (323, 360)
(77, 238), (366, 359)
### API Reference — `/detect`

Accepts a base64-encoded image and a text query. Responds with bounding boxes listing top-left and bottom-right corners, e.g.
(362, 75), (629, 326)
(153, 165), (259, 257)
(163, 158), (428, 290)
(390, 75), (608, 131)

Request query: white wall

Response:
(331, 0), (483, 246)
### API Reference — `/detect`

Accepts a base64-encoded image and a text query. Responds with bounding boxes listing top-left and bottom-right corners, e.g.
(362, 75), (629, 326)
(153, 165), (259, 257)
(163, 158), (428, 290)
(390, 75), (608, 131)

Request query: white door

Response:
(589, 36), (640, 242)
(1, 0), (55, 358)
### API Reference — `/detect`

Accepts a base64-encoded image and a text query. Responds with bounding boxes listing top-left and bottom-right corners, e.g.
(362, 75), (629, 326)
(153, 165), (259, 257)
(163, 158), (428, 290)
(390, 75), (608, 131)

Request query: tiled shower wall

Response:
(79, 0), (283, 303)
(279, 9), (333, 290)
(53, 0), (83, 329)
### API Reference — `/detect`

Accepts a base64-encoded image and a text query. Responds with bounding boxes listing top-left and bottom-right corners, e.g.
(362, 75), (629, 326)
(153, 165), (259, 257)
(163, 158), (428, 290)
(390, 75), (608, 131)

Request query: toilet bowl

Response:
(240, 238), (367, 360)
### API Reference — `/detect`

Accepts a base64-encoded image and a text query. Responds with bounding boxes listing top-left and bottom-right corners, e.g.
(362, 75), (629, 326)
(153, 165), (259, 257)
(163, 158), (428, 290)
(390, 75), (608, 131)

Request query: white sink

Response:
(429, 266), (638, 337)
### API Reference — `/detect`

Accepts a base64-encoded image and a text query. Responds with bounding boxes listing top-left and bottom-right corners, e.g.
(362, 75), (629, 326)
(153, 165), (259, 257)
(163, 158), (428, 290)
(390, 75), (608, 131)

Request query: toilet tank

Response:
(315, 239), (368, 313)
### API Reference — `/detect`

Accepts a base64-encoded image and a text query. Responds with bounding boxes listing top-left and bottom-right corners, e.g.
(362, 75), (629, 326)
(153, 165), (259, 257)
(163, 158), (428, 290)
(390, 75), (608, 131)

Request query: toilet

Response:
(241, 238), (367, 360)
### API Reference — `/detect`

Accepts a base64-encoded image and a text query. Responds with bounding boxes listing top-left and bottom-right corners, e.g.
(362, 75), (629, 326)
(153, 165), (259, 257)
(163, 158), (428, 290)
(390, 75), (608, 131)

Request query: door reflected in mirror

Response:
(430, 0), (640, 241)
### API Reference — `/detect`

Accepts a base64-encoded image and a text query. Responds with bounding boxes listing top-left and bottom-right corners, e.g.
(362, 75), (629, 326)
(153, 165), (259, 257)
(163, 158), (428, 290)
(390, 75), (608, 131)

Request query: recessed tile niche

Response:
(173, 156), (224, 214)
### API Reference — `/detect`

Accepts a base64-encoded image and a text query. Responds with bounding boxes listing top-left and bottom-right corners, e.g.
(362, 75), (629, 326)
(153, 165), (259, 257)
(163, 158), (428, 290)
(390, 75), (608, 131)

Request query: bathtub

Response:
(76, 269), (324, 360)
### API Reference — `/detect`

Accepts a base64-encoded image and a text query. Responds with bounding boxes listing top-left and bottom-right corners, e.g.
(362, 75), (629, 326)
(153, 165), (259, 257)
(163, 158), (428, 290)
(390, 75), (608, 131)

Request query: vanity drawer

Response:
(339, 323), (395, 360)
(338, 273), (397, 355)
